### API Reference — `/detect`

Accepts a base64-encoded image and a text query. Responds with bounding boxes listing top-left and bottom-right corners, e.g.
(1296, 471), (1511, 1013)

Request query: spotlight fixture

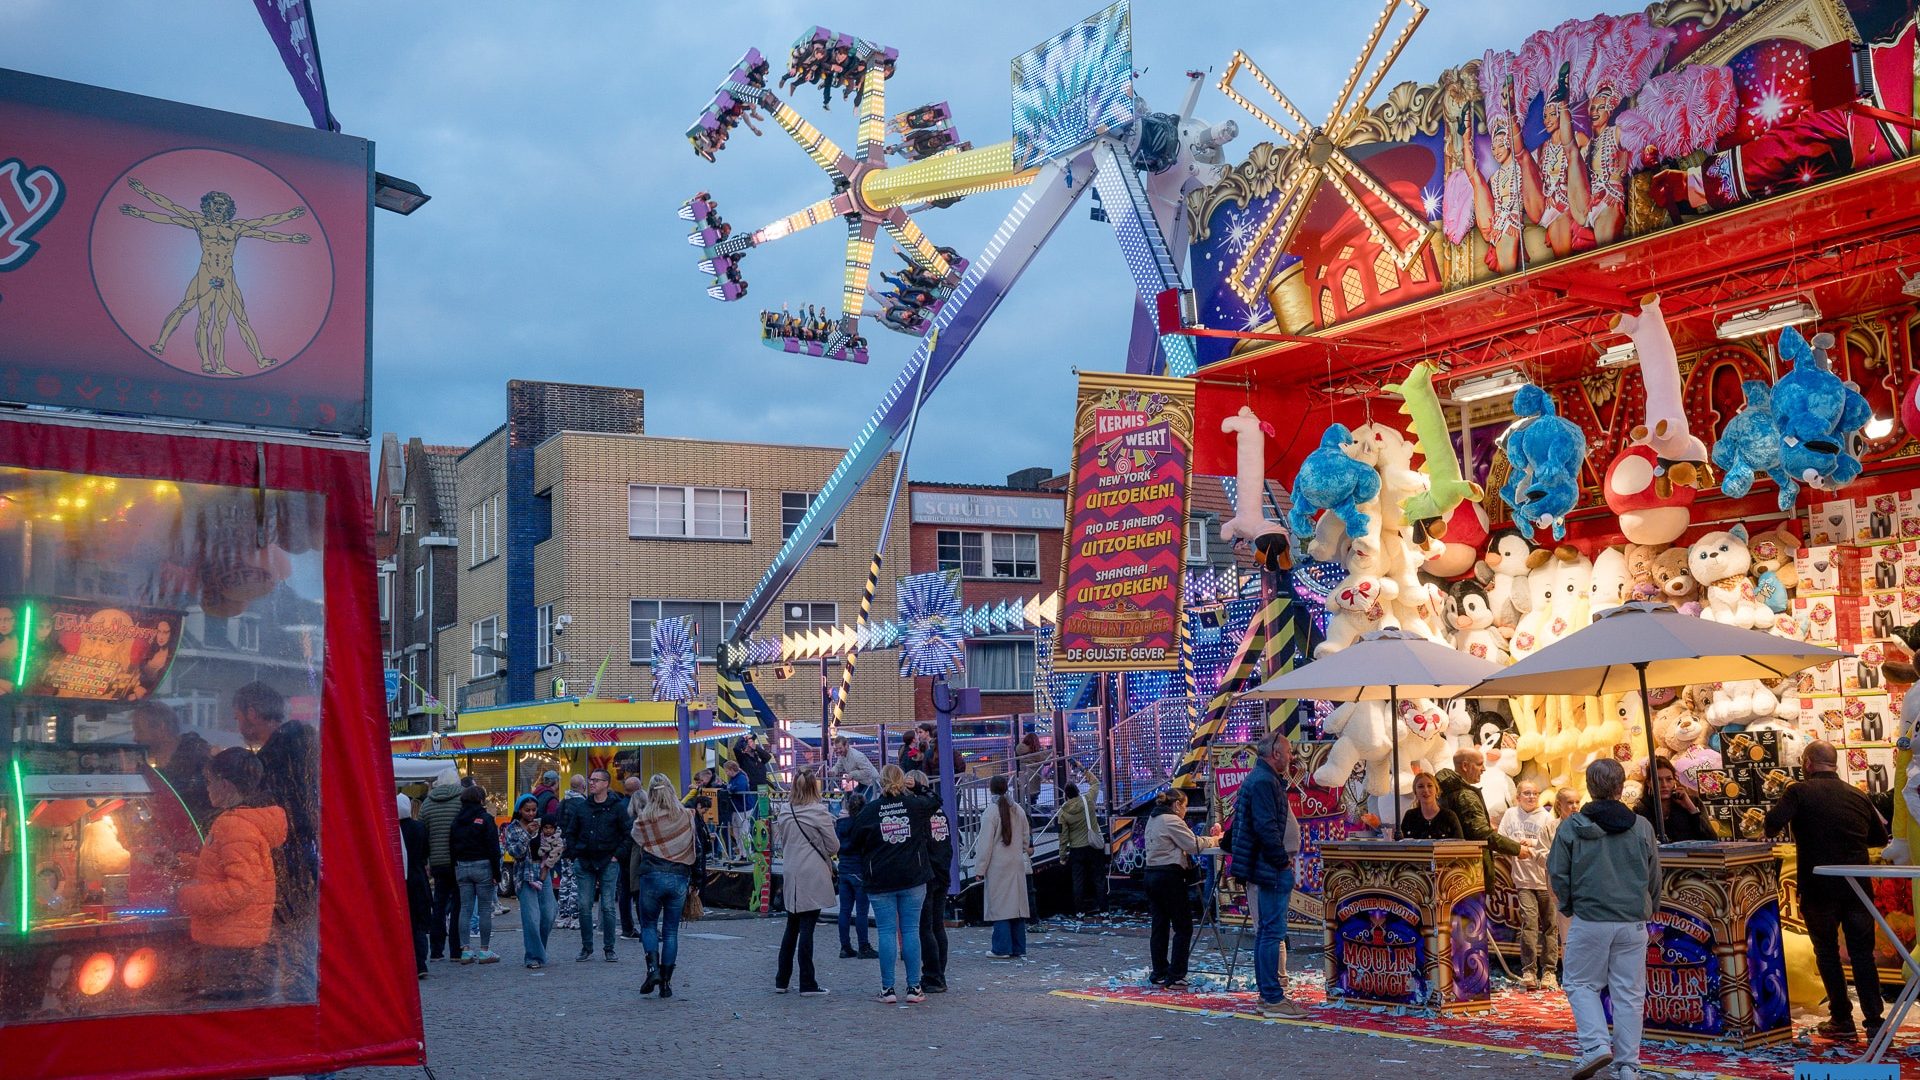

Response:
(1597, 342), (1637, 368)
(1449, 368), (1528, 403)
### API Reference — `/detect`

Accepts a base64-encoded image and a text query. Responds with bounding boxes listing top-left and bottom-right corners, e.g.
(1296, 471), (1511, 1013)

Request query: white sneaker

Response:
(1570, 1052), (1614, 1080)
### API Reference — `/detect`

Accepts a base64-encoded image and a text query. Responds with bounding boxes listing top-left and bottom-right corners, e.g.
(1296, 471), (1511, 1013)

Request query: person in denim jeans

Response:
(632, 774), (701, 998)
(848, 765), (938, 1003)
(448, 785), (502, 964)
(502, 796), (559, 968)
(565, 769), (628, 962)
(1231, 731), (1304, 1018)
(835, 792), (874, 958)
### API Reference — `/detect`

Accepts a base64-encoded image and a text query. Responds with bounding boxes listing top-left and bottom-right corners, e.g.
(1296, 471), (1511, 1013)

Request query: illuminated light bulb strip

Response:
(770, 102), (851, 181)
(1217, 51), (1313, 141)
(1226, 168), (1313, 306)
(1325, 0), (1422, 131)
(881, 215), (950, 281)
(1089, 141), (1199, 376)
(756, 196), (844, 244)
(1336, 2), (1427, 142)
(859, 141), (1033, 214)
(856, 60), (890, 159)
(842, 220), (877, 318)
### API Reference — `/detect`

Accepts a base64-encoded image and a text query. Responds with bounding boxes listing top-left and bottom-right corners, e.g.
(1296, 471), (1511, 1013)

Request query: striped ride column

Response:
(830, 552), (884, 737)
(1169, 594), (1291, 790)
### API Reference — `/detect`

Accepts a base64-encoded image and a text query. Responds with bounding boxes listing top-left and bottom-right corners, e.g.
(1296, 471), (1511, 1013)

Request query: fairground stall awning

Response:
(389, 696), (746, 757)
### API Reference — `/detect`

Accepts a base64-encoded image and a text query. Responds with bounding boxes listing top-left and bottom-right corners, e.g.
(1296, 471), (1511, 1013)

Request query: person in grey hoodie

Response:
(417, 766), (466, 961)
(1548, 758), (1663, 1080)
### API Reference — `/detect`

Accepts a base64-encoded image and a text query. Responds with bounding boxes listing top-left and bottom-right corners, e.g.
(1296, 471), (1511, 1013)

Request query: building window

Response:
(472, 616), (499, 678)
(536, 603), (555, 669)
(783, 602), (839, 635)
(630, 600), (745, 662)
(413, 565), (425, 617)
(937, 530), (1038, 580)
(1340, 265), (1366, 313)
(629, 485), (749, 540)
(780, 491), (835, 544)
(400, 502), (416, 535)
(964, 639), (1035, 692)
(1187, 515), (1210, 564)
(378, 569), (392, 622)
(231, 615), (260, 653)
(469, 493), (502, 566)
(405, 652), (418, 709)
(1372, 249), (1400, 293)
(1318, 288), (1336, 326)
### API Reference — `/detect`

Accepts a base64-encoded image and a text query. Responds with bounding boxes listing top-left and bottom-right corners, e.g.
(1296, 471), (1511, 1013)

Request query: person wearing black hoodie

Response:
(910, 772), (953, 992)
(850, 764), (939, 1003)
(448, 785), (503, 964)
(1548, 758), (1662, 1080)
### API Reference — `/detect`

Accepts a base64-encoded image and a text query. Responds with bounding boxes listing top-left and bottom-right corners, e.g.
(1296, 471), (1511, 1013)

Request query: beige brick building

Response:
(434, 380), (912, 728)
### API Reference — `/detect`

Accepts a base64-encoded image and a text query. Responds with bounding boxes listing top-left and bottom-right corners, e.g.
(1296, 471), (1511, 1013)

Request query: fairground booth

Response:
(1145, 0), (1920, 1066)
(0, 70), (421, 1077)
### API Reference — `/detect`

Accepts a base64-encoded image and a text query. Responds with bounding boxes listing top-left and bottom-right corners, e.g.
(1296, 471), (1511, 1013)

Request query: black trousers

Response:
(428, 864), (459, 959)
(1144, 866), (1193, 983)
(920, 879), (949, 988)
(1068, 846), (1109, 914)
(615, 851), (639, 935)
(1803, 883), (1885, 1028)
(777, 910), (820, 991)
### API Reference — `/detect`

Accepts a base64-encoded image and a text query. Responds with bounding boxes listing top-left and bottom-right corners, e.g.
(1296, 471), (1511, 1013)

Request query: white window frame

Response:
(937, 529), (1040, 581)
(231, 615), (261, 654)
(472, 616), (500, 679)
(469, 492), (502, 566)
(536, 603), (555, 669)
(413, 565), (425, 617)
(630, 599), (745, 662)
(378, 569), (392, 623)
(780, 491), (835, 545)
(400, 502), (416, 535)
(782, 602), (839, 635)
(628, 484), (750, 541)
(961, 637), (1036, 693)
(1186, 515), (1210, 565)
(405, 651), (418, 709)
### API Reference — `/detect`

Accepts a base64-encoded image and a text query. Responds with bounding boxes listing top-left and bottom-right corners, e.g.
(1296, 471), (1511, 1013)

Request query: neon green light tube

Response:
(10, 757), (27, 934)
(13, 603), (31, 689)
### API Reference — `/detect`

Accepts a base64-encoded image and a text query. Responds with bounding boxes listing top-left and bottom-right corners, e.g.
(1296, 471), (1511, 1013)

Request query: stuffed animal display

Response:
(1689, 525), (1773, 628)
(1611, 295), (1710, 489)
(1289, 425), (1380, 556)
(1773, 327), (1871, 493)
(1606, 444), (1696, 546)
(1219, 406), (1293, 569)
(1387, 362), (1484, 544)
(1713, 380), (1797, 510)
(1498, 384), (1587, 541)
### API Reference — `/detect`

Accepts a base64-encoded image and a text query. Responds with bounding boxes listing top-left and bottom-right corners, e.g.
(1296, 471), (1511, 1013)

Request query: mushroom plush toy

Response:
(1605, 443), (1697, 546)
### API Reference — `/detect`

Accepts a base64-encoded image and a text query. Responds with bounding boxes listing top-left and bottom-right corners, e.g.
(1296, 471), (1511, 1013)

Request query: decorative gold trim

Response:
(1669, 0), (1861, 66)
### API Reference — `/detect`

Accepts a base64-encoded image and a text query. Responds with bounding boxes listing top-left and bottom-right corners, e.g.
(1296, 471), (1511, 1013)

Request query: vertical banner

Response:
(1054, 372), (1193, 671)
(252, 0), (340, 132)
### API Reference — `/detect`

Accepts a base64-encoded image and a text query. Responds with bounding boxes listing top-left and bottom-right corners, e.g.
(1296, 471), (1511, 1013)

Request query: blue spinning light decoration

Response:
(650, 616), (699, 702)
(1009, 0), (1136, 170)
(896, 569), (965, 677)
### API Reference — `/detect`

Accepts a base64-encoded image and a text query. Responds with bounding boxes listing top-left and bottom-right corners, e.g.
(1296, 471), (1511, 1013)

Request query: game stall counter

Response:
(1320, 839), (1491, 1015)
(1648, 841), (1792, 1049)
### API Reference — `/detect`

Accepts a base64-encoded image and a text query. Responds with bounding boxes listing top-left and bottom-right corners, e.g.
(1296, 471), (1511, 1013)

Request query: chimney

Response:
(1005, 466), (1050, 490)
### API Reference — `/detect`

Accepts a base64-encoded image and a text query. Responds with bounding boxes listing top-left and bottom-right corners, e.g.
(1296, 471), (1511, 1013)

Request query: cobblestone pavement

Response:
(339, 904), (1579, 1080)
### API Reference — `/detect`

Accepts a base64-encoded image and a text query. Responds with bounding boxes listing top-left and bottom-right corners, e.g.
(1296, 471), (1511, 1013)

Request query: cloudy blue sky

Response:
(5, 0), (1635, 484)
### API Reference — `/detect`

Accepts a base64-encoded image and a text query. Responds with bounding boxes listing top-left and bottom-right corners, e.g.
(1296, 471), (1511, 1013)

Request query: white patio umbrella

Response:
(1245, 628), (1507, 828)
(1465, 601), (1849, 839)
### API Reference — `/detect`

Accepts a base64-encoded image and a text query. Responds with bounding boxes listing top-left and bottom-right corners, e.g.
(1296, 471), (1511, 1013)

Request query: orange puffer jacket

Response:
(178, 804), (288, 948)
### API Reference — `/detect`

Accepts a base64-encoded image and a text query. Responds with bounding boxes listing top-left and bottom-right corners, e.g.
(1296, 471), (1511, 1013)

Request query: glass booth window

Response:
(0, 466), (325, 1023)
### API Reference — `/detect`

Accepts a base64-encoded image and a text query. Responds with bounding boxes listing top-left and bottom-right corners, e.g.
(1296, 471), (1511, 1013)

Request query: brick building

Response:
(379, 437), (465, 734)
(438, 380), (912, 728)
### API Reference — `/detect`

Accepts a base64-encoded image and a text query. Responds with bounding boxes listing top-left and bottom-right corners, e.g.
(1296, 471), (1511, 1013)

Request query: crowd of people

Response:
(778, 34), (892, 111)
(688, 56), (770, 162)
(759, 306), (862, 351)
(866, 248), (962, 337)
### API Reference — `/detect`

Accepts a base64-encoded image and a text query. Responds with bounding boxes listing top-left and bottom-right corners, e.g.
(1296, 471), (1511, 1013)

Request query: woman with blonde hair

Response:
(631, 773), (699, 999)
(972, 772), (1032, 959)
(848, 763), (939, 1003)
(773, 768), (839, 995)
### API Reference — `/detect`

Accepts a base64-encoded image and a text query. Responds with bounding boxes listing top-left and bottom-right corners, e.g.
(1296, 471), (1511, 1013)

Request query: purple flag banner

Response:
(253, 0), (339, 132)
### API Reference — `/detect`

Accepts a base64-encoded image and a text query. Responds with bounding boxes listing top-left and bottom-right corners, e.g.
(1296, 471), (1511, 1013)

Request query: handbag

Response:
(682, 882), (704, 921)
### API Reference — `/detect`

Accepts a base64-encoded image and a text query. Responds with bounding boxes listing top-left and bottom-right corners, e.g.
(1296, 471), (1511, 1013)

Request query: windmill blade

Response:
(856, 55), (890, 160)
(881, 211), (951, 278)
(1330, 1), (1430, 142)
(1225, 159), (1320, 305)
(842, 217), (880, 319)
(1324, 150), (1433, 265)
(1219, 51), (1315, 142)
(1323, 0), (1425, 130)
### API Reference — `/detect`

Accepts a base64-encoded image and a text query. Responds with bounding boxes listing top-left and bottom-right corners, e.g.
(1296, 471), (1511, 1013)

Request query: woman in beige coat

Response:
(773, 769), (839, 995)
(972, 773), (1032, 959)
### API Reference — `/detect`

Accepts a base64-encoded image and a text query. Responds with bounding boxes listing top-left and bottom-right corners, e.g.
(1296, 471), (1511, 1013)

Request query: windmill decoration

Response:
(895, 569), (966, 678)
(650, 616), (699, 702)
(1215, 0), (1434, 307)
(683, 28), (1036, 364)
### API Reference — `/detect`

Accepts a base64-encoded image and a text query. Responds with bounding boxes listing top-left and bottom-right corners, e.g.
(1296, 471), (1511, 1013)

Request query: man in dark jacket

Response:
(565, 769), (629, 962)
(1766, 740), (1889, 1041)
(398, 794), (431, 978)
(1230, 730), (1304, 1018)
(916, 776), (954, 992)
(733, 732), (773, 789)
(236, 681), (319, 1000)
(418, 766), (465, 960)
(1437, 746), (1530, 886)
(1549, 758), (1662, 1080)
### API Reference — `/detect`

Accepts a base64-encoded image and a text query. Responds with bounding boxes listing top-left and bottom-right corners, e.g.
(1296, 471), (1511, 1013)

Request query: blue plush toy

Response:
(1498, 384), (1586, 541)
(1288, 424), (1381, 553)
(1711, 380), (1797, 510)
(1772, 326), (1870, 495)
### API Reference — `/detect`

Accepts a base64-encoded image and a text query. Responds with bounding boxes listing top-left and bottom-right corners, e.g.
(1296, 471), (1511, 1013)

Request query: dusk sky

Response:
(5, 0), (1635, 485)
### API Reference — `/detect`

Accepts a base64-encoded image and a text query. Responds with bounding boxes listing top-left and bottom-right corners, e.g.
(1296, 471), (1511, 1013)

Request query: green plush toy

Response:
(1386, 362), (1484, 543)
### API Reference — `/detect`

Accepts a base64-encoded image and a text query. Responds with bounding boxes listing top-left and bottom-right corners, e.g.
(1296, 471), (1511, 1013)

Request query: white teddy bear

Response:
(1689, 525), (1774, 628)
(1318, 575), (1387, 656)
